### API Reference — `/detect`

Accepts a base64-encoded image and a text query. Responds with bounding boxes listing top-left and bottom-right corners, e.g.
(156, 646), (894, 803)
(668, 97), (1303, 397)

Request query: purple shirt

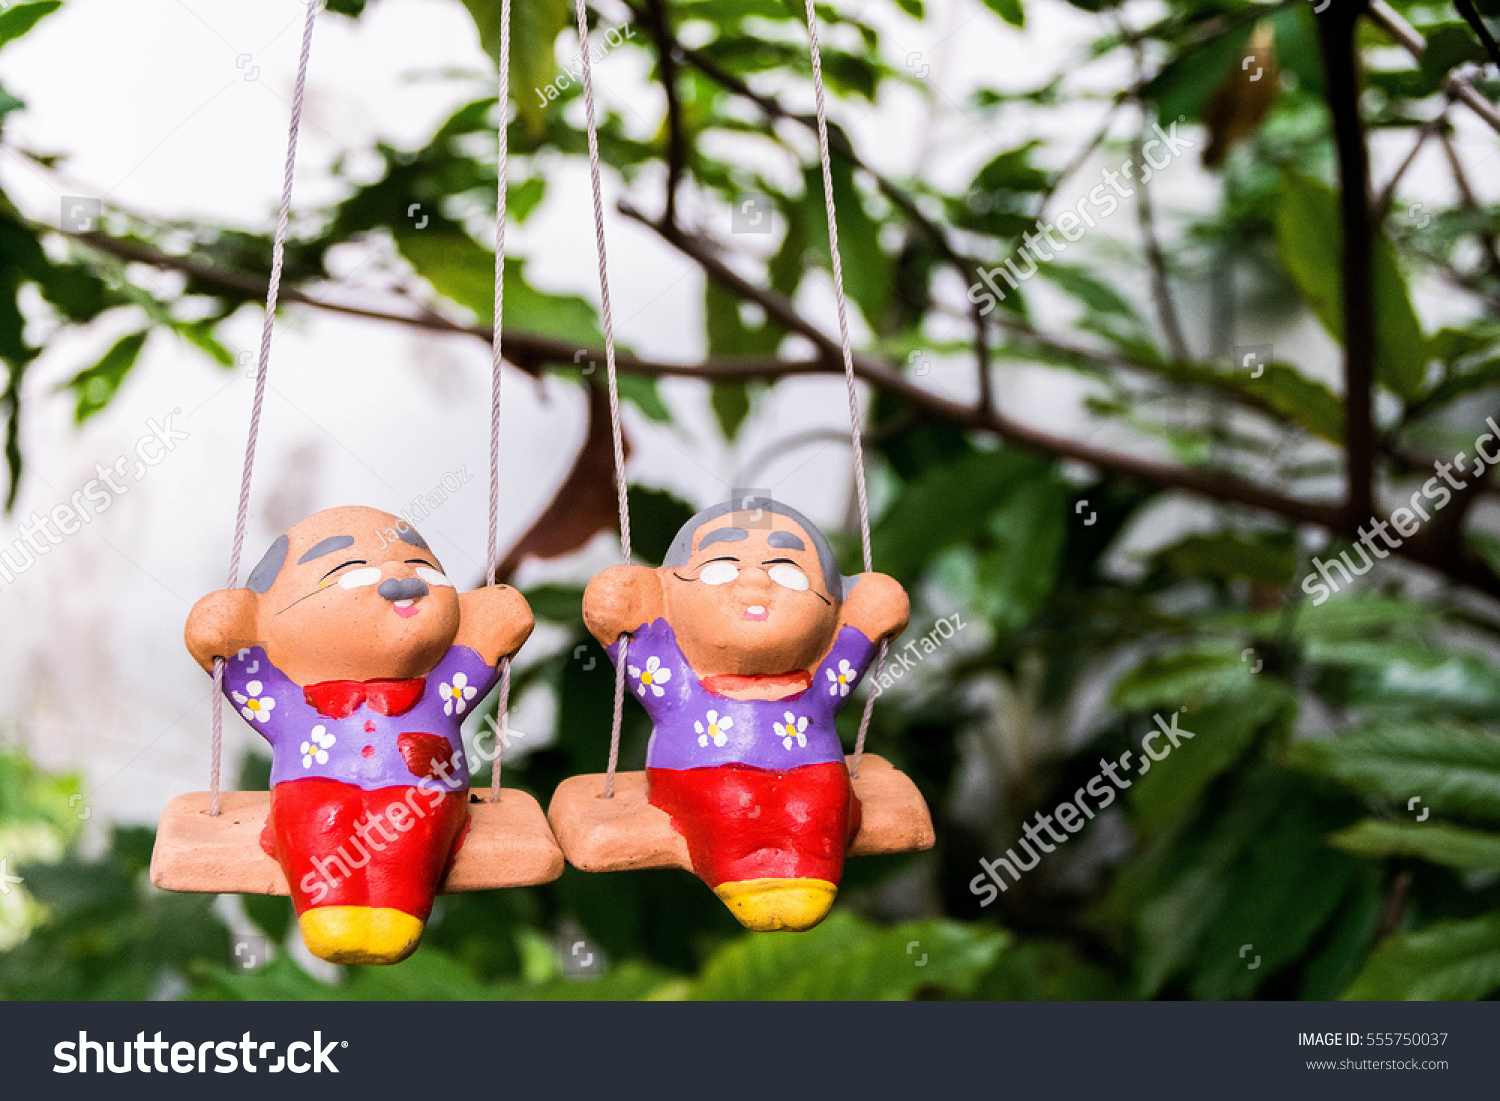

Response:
(608, 619), (876, 771)
(220, 644), (498, 793)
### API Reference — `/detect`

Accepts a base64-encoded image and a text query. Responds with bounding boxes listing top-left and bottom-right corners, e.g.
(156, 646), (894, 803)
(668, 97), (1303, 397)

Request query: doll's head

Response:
(242, 505), (461, 685)
(660, 497), (847, 676)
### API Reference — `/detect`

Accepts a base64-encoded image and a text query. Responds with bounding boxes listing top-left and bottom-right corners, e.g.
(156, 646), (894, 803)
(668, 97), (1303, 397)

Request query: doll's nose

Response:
(378, 576), (429, 602)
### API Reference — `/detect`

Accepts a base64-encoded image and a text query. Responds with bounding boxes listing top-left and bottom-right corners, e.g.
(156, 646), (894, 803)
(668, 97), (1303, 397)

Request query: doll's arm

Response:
(185, 589), (261, 672)
(582, 564), (665, 647)
(456, 584), (535, 666)
(837, 572), (910, 644)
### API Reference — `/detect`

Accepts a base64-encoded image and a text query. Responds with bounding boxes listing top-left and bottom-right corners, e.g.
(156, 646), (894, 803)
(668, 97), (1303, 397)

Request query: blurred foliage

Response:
(2, 0), (1500, 1000)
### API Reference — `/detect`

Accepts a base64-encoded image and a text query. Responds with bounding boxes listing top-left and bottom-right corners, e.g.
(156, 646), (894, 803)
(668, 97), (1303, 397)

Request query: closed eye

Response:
(320, 559), (367, 582)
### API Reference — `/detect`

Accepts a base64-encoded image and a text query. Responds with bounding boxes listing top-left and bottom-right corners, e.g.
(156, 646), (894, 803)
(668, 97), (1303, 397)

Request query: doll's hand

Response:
(457, 584), (535, 666)
(838, 572), (909, 644)
(185, 589), (261, 672)
(583, 564), (664, 647)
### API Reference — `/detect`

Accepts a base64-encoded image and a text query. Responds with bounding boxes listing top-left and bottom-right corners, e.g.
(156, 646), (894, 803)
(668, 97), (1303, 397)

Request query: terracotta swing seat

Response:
(151, 789), (563, 895)
(547, 755), (934, 873)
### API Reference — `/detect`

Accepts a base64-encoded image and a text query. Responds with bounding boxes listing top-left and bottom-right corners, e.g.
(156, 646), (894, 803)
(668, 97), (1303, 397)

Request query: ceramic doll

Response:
(185, 505), (533, 965)
(582, 496), (909, 931)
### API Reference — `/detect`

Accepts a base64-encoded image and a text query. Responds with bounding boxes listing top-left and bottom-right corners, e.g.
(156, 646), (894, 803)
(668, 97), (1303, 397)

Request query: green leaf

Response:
(974, 938), (1120, 1000)
(521, 583), (586, 623)
(687, 911), (1007, 1000)
(63, 331), (148, 423)
(1113, 647), (1257, 712)
(0, 84), (24, 125)
(710, 383), (751, 440)
(399, 231), (604, 346)
(1342, 913), (1500, 1000)
(873, 448), (1049, 584)
(1128, 686), (1294, 832)
(978, 0), (1024, 28)
(1303, 639), (1500, 718)
(1414, 357), (1500, 411)
(973, 472), (1066, 631)
(626, 485), (695, 565)
(1275, 173), (1427, 399)
(1291, 722), (1500, 826)
(802, 157), (890, 329)
(1123, 768), (1285, 996)
(614, 374), (671, 422)
(462, 0), (572, 138)
(1419, 25), (1487, 86)
(1189, 793), (1358, 999)
(1143, 23), (1254, 124)
(1329, 819), (1500, 871)
(0, 2), (62, 51)
(1166, 359), (1345, 443)
(1151, 531), (1298, 587)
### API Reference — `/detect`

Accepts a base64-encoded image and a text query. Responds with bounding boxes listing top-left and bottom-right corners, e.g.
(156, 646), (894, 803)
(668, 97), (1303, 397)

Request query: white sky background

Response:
(0, 0), (1488, 828)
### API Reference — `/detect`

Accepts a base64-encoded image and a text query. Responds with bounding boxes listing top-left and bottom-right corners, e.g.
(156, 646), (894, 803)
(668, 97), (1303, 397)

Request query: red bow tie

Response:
(303, 678), (426, 719)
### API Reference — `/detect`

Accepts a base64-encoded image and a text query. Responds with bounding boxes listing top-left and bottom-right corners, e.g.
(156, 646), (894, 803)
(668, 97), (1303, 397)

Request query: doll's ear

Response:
(185, 589), (261, 671)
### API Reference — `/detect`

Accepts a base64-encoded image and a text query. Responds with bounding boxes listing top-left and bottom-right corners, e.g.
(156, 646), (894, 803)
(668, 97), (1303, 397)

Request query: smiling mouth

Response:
(745, 605), (769, 622)
(392, 599), (420, 619)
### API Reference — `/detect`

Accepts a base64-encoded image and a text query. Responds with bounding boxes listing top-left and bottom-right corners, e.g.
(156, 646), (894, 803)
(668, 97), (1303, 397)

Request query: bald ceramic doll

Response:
(186, 506), (533, 965)
(583, 497), (909, 931)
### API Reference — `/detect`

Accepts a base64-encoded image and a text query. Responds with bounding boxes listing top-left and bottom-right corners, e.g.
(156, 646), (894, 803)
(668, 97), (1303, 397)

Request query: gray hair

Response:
(664, 495), (852, 600)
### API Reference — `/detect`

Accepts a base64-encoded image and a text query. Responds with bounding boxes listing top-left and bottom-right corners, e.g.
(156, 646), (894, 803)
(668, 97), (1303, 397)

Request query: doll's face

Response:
(661, 509), (841, 676)
(250, 506), (461, 684)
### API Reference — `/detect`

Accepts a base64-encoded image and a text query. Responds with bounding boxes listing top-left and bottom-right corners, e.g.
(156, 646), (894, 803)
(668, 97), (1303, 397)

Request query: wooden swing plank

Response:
(150, 789), (564, 895)
(547, 754), (935, 874)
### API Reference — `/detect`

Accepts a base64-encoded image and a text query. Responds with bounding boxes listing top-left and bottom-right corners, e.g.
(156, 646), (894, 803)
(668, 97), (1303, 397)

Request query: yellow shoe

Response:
(299, 906), (425, 965)
(714, 878), (838, 932)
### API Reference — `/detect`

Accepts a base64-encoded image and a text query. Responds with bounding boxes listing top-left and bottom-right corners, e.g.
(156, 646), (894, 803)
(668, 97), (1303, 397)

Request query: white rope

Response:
(210, 0), (319, 817)
(801, 0), (881, 777)
(487, 0), (515, 804)
(570, 0), (632, 797)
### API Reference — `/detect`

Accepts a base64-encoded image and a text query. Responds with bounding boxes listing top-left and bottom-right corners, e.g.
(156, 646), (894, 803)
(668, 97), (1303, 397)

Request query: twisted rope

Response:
(210, 1), (319, 816)
(488, 0), (515, 803)
(801, 0), (881, 777)
(570, 0), (632, 797)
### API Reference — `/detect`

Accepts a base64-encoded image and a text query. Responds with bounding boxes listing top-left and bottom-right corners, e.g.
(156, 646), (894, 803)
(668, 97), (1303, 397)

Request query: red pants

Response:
(647, 762), (861, 887)
(264, 778), (468, 920)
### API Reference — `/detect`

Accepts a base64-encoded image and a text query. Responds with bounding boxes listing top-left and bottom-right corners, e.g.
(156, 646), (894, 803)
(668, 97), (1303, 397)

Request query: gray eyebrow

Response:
(767, 531), (806, 551)
(697, 527), (749, 551)
(397, 525), (430, 551)
(246, 535), (289, 594)
(297, 535), (356, 565)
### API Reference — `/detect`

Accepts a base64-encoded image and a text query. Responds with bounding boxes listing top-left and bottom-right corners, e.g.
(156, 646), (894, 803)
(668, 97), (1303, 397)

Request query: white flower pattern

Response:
(775, 711), (809, 750)
(440, 672), (478, 716)
(695, 710), (734, 747)
(629, 655), (673, 698)
(231, 680), (276, 723)
(826, 659), (856, 698)
(300, 725), (335, 769)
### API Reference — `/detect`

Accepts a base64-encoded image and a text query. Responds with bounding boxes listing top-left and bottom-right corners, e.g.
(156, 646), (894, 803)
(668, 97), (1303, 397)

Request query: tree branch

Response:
(641, 0), (686, 229)
(1373, 114), (1445, 215)
(1439, 130), (1500, 290)
(1368, 0), (1500, 135)
(58, 217), (1500, 600)
(1317, 1), (1377, 532)
(623, 0), (997, 412)
(1128, 38), (1190, 361)
(1454, 0), (1500, 73)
